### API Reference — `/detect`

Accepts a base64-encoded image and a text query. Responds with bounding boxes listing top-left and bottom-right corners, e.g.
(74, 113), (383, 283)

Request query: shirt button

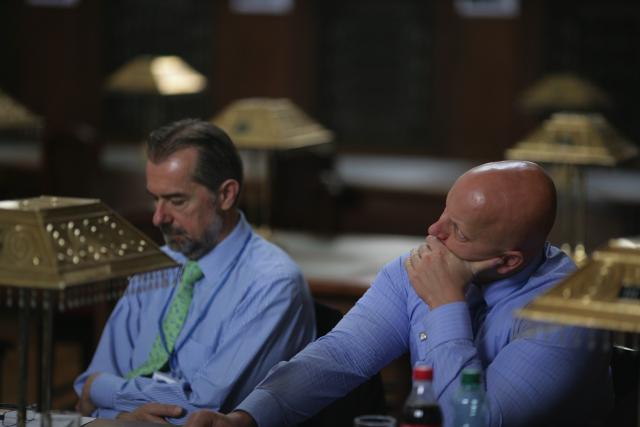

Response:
(419, 332), (428, 341)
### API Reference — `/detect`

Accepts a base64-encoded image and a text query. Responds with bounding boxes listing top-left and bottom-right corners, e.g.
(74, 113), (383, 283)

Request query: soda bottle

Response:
(400, 364), (443, 427)
(452, 368), (486, 427)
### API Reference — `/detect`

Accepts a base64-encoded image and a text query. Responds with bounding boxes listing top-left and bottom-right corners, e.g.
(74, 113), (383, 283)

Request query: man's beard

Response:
(160, 219), (223, 260)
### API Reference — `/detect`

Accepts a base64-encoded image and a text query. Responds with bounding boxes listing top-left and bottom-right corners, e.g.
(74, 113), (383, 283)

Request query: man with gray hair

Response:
(75, 119), (315, 423)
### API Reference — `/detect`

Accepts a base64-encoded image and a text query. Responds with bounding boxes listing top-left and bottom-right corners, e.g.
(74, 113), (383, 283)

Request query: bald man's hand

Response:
(405, 236), (501, 309)
(116, 403), (184, 424)
(185, 410), (257, 427)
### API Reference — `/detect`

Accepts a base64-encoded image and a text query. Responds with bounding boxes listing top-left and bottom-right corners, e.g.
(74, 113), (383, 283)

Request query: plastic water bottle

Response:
(400, 364), (443, 427)
(452, 368), (486, 427)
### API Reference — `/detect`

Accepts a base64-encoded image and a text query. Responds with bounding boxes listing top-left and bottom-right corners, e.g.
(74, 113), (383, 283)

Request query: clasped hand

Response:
(117, 403), (185, 424)
(76, 372), (185, 424)
(405, 236), (500, 309)
(185, 410), (256, 427)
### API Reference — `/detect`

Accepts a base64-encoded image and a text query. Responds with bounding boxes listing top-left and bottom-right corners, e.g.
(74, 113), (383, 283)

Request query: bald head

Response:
(427, 160), (556, 279)
(455, 160), (556, 259)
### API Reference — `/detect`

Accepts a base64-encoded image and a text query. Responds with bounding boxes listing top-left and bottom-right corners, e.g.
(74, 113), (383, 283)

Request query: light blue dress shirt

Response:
(74, 214), (316, 423)
(238, 243), (613, 427)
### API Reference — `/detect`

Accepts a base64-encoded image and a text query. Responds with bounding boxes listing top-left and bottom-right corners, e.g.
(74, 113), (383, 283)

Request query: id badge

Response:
(152, 371), (177, 384)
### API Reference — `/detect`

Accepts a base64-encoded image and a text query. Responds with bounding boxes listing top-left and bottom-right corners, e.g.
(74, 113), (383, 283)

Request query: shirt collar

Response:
(477, 242), (548, 308)
(162, 211), (252, 281)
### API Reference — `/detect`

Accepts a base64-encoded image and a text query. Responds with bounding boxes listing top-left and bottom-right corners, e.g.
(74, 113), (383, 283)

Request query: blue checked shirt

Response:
(238, 243), (613, 427)
(74, 214), (316, 423)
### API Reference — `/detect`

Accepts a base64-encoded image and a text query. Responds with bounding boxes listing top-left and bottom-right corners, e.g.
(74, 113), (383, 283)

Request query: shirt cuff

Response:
(236, 389), (287, 427)
(93, 407), (120, 419)
(89, 372), (127, 410)
(424, 301), (473, 350)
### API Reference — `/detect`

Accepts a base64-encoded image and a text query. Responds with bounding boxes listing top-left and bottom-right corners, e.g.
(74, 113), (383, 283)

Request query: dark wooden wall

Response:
(3, 0), (102, 135)
(2, 0), (638, 239)
(433, 1), (543, 159)
(211, 1), (315, 113)
(1, 0), (547, 163)
(4, 0), (640, 161)
(0, 0), (549, 234)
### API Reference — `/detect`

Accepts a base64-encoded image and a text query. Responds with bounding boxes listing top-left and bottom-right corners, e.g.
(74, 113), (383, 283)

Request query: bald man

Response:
(185, 161), (613, 427)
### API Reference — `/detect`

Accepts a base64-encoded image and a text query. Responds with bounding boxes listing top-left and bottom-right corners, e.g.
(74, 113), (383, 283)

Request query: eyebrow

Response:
(146, 190), (187, 200)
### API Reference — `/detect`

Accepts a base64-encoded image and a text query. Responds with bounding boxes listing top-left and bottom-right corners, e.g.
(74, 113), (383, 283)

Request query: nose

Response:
(152, 200), (172, 228)
(428, 214), (450, 241)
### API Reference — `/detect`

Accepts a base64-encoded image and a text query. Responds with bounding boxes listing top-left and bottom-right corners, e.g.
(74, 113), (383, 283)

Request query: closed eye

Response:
(147, 190), (189, 209)
(170, 197), (187, 207)
(453, 223), (468, 242)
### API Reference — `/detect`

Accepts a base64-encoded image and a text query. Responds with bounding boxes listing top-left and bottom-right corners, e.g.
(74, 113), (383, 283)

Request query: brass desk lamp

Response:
(519, 238), (640, 332)
(506, 112), (637, 263)
(0, 196), (177, 427)
(0, 89), (43, 173)
(518, 73), (612, 114)
(103, 55), (208, 140)
(212, 98), (334, 231)
(518, 238), (640, 425)
(105, 55), (207, 96)
(0, 90), (42, 132)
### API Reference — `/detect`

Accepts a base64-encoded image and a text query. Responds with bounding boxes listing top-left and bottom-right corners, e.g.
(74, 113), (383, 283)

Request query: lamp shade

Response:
(105, 55), (207, 95)
(518, 237), (640, 333)
(212, 98), (334, 150)
(0, 196), (178, 424)
(518, 73), (611, 113)
(0, 196), (176, 291)
(505, 112), (638, 166)
(0, 89), (43, 130)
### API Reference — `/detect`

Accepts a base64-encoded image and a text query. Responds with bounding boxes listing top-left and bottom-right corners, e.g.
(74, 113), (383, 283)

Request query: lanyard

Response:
(155, 232), (253, 373)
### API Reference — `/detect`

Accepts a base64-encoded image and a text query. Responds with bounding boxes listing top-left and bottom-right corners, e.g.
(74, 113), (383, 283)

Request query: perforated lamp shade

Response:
(518, 238), (640, 333)
(0, 196), (177, 427)
(0, 195), (177, 292)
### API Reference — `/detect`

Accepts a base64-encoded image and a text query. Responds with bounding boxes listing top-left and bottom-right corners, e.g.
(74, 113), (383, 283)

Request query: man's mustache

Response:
(160, 224), (187, 237)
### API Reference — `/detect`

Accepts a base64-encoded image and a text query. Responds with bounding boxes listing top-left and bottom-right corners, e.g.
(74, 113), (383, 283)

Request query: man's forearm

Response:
(185, 410), (257, 427)
(228, 411), (257, 427)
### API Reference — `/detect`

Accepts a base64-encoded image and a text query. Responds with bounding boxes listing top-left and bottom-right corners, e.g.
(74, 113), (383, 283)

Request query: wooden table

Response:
(88, 419), (160, 427)
(270, 230), (424, 312)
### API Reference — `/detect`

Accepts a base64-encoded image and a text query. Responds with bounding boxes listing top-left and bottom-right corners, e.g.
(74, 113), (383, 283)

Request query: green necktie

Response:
(127, 261), (203, 379)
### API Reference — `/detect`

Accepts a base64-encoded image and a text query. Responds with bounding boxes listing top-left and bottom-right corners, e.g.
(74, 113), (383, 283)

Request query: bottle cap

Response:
(413, 364), (433, 381)
(461, 368), (482, 385)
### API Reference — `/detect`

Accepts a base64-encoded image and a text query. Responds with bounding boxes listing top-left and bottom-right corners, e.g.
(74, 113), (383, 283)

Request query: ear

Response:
(216, 179), (240, 211)
(496, 250), (524, 275)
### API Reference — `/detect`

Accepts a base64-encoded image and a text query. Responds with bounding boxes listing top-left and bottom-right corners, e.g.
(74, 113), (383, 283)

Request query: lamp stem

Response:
(17, 289), (29, 427)
(39, 290), (54, 427)
(637, 355), (640, 427)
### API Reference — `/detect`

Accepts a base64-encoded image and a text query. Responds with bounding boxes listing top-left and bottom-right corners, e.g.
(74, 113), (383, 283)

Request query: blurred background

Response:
(1, 0), (640, 416)
(2, 0), (640, 242)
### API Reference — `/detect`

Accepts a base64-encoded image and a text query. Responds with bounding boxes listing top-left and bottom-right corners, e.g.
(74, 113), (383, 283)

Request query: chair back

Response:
(609, 344), (639, 426)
